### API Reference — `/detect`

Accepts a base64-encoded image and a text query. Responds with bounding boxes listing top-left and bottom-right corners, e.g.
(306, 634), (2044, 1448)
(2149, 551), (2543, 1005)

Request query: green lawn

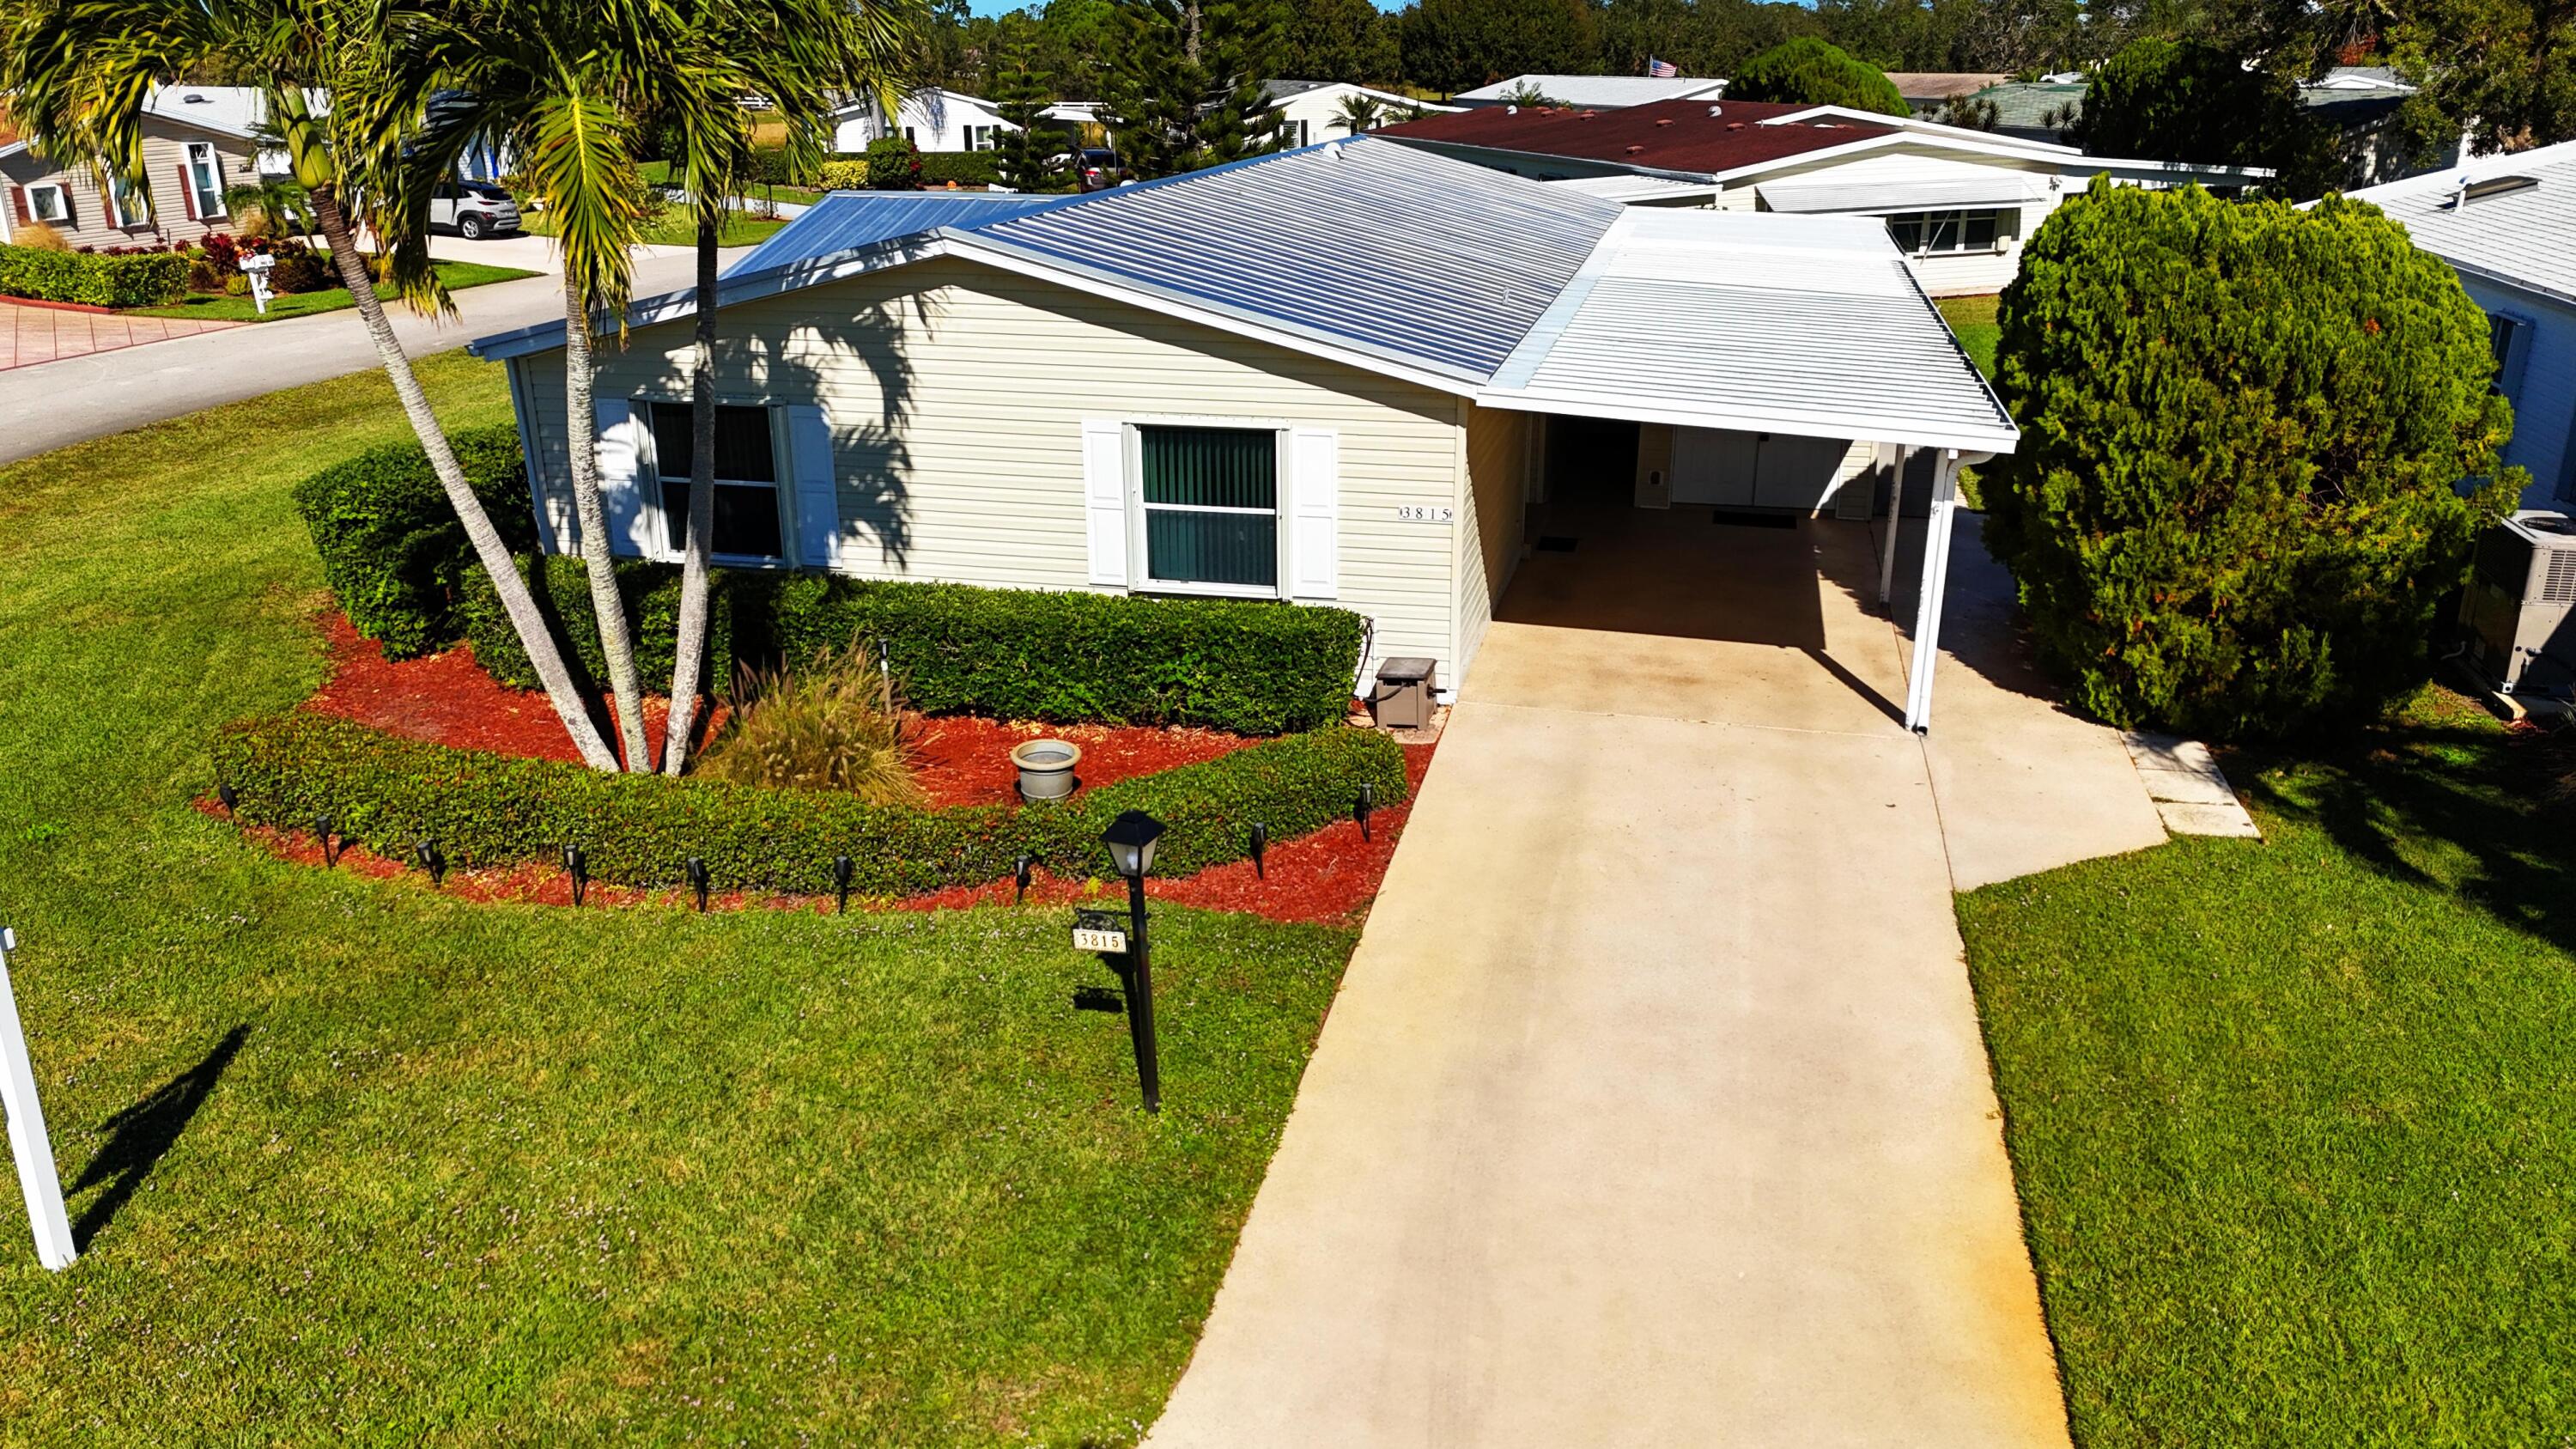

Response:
(525, 206), (787, 248)
(0, 353), (1356, 1442)
(129, 259), (537, 322)
(1959, 691), (2576, 1446)
(1937, 293), (2001, 379)
(639, 159), (826, 207)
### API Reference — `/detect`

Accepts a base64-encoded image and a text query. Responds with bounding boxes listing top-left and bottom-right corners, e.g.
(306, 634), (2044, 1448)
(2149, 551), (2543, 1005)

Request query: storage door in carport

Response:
(1668, 427), (1850, 510)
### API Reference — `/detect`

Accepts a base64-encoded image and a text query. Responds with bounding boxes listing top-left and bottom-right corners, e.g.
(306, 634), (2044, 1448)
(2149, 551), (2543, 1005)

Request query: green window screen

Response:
(1140, 427), (1278, 588)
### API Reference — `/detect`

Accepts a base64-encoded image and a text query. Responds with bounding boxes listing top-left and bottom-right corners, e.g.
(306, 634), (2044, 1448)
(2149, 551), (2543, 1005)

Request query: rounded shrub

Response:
(1982, 180), (2524, 739)
(1723, 39), (1909, 117)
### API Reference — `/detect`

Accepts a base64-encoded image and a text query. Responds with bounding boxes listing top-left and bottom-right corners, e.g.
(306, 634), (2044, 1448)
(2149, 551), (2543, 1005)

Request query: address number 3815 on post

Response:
(1072, 909), (1128, 955)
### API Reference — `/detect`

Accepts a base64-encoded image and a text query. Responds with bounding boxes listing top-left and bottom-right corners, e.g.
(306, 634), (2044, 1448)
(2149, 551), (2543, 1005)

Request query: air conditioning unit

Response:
(2460, 510), (2576, 697)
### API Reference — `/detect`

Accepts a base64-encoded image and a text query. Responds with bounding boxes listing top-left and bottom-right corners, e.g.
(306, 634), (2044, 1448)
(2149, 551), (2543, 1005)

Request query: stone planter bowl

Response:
(1009, 739), (1083, 801)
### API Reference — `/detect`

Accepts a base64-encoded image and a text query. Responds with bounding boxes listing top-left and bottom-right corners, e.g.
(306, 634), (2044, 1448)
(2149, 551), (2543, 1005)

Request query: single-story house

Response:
(1451, 74), (1727, 109)
(466, 138), (2015, 730)
(1884, 73), (2011, 119)
(1968, 69), (2466, 186)
(1375, 100), (2267, 295)
(1, 86), (286, 250)
(2348, 142), (2576, 508)
(1261, 82), (1458, 148)
(832, 88), (1016, 155)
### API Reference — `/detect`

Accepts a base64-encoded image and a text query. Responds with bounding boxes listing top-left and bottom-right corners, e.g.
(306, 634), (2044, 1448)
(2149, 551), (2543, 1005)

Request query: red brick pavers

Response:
(0, 299), (240, 371)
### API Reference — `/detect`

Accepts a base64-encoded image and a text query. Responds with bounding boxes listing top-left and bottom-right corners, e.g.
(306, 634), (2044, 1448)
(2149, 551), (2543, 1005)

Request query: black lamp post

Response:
(1249, 822), (1268, 878)
(1014, 853), (1035, 903)
(315, 814), (337, 867)
(1101, 809), (1166, 1113)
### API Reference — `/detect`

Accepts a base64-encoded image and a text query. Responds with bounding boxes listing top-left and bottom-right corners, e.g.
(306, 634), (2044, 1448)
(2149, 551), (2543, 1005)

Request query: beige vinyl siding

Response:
(1455, 401), (1534, 680)
(2, 118), (252, 251)
(516, 254), (1467, 679)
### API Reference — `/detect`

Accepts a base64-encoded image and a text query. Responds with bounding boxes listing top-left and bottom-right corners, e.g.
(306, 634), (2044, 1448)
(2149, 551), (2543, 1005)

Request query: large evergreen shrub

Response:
(289, 425), (534, 658)
(1983, 180), (2524, 739)
(1723, 39), (1908, 116)
(2069, 39), (2344, 198)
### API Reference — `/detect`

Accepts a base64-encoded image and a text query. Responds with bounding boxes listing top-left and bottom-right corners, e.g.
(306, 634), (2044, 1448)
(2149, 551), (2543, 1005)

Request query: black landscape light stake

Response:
(1101, 810), (1167, 1114)
(1249, 822), (1268, 878)
(1355, 783), (1376, 842)
(564, 844), (588, 906)
(416, 838), (446, 886)
(216, 780), (238, 813)
(833, 855), (854, 914)
(1015, 853), (1034, 903)
(686, 856), (710, 913)
(315, 814), (337, 867)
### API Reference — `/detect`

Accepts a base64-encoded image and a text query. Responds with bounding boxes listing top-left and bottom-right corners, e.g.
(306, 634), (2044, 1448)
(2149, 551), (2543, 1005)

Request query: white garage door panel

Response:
(1670, 427), (1854, 511)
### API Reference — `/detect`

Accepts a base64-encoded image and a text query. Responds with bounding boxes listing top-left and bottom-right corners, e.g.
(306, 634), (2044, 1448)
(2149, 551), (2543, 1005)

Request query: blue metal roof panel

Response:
(722, 191), (1059, 277)
(961, 138), (1624, 381)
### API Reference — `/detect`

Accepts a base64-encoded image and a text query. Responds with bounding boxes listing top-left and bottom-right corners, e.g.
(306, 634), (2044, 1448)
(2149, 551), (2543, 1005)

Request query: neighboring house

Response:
(1451, 74), (1727, 108)
(1376, 100), (2266, 295)
(1261, 81), (1459, 148)
(1885, 72), (2011, 119)
(1, 86), (277, 250)
(2348, 142), (2576, 507)
(1969, 68), (2465, 185)
(1951, 80), (2089, 147)
(832, 88), (1017, 155)
(466, 138), (2015, 729)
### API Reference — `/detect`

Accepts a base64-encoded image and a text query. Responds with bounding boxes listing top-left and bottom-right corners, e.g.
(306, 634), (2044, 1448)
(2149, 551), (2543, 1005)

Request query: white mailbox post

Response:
(0, 928), (76, 1270)
(240, 252), (276, 317)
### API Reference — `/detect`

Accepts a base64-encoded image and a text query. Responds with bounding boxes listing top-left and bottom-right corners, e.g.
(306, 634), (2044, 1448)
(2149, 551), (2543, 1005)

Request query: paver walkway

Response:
(1147, 509), (2156, 1447)
(0, 300), (238, 371)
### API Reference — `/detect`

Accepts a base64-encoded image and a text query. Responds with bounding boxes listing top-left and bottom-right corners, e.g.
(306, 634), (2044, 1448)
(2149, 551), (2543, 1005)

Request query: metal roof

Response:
(722, 191), (1058, 277)
(958, 138), (1622, 381)
(1382, 100), (1894, 177)
(2344, 139), (2576, 308)
(1453, 75), (1728, 108)
(1754, 154), (2054, 213)
(1482, 208), (2019, 454)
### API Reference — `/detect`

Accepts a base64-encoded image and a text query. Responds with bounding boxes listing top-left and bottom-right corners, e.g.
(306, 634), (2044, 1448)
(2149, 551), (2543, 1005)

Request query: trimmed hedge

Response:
(0, 242), (190, 307)
(465, 555), (1365, 735)
(459, 552), (734, 697)
(919, 152), (999, 188)
(290, 426), (535, 659)
(214, 711), (1408, 897)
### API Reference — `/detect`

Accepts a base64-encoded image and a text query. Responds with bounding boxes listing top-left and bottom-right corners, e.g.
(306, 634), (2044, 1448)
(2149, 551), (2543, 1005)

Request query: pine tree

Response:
(1101, 0), (1281, 180)
(990, 47), (1064, 192)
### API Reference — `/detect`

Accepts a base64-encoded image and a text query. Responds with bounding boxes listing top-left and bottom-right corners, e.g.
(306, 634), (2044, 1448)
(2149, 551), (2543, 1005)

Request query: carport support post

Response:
(1875, 443), (1908, 607)
(1902, 450), (1963, 733)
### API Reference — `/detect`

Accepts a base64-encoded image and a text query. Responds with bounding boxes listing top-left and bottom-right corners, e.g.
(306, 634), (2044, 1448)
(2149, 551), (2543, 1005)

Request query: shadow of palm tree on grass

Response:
(71, 1024), (248, 1251)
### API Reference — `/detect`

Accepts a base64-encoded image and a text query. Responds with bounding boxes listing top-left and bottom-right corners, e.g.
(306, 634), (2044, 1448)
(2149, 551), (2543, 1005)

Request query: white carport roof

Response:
(1753, 154), (2056, 214)
(1479, 208), (2018, 456)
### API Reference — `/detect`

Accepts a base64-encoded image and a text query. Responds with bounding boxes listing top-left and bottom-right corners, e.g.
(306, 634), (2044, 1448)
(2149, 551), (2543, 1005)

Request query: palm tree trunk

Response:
(661, 204), (723, 775)
(309, 188), (619, 772)
(561, 268), (653, 771)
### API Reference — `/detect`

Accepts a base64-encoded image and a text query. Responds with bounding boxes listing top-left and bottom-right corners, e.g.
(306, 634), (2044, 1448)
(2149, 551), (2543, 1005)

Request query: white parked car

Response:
(429, 180), (521, 240)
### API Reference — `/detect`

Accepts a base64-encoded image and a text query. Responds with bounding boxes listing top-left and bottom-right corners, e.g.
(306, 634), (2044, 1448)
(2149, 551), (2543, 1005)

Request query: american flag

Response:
(1646, 57), (1679, 78)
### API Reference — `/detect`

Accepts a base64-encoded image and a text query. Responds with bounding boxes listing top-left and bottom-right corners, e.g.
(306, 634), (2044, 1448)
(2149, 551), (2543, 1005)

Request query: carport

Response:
(1472, 208), (2017, 732)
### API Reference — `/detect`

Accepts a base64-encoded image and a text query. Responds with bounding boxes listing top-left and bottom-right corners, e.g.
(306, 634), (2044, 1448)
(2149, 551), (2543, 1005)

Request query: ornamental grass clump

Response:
(1982, 180), (2525, 740)
(696, 642), (923, 804)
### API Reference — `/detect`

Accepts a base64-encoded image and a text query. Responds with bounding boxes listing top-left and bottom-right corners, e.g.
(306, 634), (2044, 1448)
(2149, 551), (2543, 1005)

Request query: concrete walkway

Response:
(1149, 508), (2160, 1447)
(0, 300), (239, 371)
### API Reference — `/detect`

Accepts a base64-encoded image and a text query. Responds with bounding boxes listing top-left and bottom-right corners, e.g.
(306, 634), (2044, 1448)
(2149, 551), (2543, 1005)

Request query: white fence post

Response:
(0, 928), (77, 1270)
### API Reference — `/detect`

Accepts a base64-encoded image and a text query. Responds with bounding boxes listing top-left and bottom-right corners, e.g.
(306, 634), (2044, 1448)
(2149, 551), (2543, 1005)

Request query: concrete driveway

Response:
(1148, 507), (2162, 1446)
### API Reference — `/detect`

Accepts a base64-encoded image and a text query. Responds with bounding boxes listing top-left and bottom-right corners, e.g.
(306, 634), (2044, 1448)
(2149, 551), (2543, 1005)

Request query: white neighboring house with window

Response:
(2348, 142), (2576, 507)
(831, 88), (1018, 155)
(2, 87), (268, 250)
(1382, 100), (2267, 295)
(1260, 82), (1461, 149)
(466, 142), (2024, 728)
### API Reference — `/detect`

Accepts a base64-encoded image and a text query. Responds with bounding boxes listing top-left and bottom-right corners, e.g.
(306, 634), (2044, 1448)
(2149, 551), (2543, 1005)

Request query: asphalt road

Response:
(0, 245), (703, 466)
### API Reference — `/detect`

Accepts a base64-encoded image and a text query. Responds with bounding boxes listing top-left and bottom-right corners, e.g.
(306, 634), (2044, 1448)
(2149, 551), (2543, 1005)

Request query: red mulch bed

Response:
(276, 612), (1437, 924)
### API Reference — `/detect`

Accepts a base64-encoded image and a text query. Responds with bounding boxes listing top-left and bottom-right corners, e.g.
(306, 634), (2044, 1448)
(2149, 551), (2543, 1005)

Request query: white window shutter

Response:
(786, 403), (841, 570)
(592, 399), (652, 557)
(1082, 418), (1129, 588)
(1289, 428), (1340, 600)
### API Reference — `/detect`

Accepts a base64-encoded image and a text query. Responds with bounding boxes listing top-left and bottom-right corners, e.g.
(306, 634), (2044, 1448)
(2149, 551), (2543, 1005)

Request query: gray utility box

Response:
(2462, 511), (2576, 697)
(1370, 656), (1439, 729)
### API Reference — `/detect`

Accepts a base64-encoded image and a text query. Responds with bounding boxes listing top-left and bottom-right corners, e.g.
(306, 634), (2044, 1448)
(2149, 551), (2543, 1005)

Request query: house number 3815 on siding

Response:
(1396, 505), (1455, 523)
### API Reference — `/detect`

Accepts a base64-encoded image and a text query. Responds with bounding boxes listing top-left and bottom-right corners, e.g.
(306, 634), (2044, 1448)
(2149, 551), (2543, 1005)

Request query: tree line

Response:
(917, 0), (2573, 155)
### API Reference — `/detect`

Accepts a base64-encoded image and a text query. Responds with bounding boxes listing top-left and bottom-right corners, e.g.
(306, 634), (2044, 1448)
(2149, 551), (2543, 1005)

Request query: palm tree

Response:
(1330, 91), (1382, 137)
(396, 6), (664, 770)
(651, 0), (914, 776)
(2, 0), (622, 771)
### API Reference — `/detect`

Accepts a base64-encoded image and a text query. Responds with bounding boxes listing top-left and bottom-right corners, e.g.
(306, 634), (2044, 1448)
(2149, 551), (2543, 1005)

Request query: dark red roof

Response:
(1376, 100), (1898, 177)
